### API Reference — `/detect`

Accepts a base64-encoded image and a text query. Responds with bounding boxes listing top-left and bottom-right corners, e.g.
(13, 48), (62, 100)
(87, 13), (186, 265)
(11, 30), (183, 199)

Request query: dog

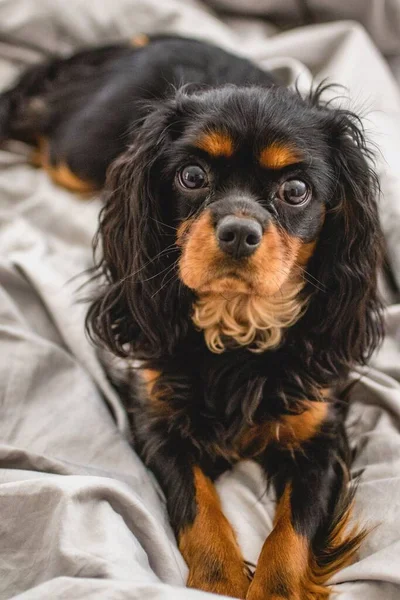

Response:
(0, 35), (383, 600)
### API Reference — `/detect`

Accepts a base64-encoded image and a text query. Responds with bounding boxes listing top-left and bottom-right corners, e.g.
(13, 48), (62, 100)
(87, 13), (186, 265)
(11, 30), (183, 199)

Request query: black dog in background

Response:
(0, 35), (383, 600)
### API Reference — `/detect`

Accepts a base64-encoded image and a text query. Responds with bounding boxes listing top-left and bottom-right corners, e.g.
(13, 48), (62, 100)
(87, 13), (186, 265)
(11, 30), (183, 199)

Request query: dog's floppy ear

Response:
(87, 100), (190, 359)
(305, 104), (384, 371)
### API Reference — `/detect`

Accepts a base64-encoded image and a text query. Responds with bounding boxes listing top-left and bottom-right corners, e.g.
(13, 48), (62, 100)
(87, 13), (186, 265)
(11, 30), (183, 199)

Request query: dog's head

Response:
(88, 84), (383, 373)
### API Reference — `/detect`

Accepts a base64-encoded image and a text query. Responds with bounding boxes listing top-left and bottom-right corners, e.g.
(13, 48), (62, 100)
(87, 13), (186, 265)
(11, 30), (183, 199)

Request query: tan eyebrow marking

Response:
(195, 131), (234, 158)
(259, 143), (302, 169)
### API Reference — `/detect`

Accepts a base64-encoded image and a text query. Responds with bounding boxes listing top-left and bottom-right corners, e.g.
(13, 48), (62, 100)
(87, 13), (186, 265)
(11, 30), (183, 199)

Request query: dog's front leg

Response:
(136, 370), (250, 598)
(145, 446), (251, 597)
(180, 466), (251, 597)
(246, 405), (364, 600)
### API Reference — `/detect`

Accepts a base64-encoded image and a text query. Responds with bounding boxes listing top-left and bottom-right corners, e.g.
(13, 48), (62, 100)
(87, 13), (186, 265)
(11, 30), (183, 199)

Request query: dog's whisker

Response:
(151, 269), (179, 298)
(149, 217), (179, 231)
(139, 259), (180, 283)
(158, 258), (180, 286)
(295, 263), (327, 292)
(114, 244), (179, 286)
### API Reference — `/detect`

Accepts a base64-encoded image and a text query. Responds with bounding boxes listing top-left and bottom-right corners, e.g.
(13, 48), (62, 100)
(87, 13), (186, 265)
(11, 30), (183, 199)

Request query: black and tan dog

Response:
(0, 35), (383, 600)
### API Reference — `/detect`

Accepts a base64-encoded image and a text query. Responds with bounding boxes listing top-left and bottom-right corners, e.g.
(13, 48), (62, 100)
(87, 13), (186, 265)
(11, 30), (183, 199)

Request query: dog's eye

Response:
(277, 179), (310, 206)
(178, 165), (208, 190)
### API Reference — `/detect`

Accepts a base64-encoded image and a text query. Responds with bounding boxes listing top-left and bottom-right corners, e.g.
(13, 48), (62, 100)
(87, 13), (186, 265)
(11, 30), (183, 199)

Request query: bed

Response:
(1, 1), (400, 598)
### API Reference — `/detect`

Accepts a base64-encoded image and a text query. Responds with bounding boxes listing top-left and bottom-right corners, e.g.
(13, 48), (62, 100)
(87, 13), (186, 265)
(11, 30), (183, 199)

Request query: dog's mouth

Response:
(194, 269), (256, 296)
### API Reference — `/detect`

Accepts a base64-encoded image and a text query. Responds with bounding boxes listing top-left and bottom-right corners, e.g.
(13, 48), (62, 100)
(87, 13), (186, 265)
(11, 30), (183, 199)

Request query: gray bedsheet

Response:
(1, 1), (400, 599)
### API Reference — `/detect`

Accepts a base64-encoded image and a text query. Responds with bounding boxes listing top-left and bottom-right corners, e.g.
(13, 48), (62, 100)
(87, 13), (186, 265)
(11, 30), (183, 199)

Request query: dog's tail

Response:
(306, 484), (368, 598)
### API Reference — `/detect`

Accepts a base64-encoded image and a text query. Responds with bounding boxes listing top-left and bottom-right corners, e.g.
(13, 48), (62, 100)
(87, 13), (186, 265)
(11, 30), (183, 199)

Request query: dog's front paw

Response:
(187, 557), (251, 598)
(246, 579), (302, 600)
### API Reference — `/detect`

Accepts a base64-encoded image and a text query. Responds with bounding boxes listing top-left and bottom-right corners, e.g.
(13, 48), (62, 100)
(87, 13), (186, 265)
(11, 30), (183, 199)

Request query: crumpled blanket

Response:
(1, 1), (400, 599)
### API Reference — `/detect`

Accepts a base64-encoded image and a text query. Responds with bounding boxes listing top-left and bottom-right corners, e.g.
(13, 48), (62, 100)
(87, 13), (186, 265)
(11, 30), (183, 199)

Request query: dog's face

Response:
(172, 91), (326, 297)
(156, 87), (335, 351)
(89, 84), (382, 368)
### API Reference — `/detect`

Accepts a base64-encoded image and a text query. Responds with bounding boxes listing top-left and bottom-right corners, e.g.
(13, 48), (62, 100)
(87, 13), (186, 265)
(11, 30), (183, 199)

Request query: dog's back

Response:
(0, 36), (275, 190)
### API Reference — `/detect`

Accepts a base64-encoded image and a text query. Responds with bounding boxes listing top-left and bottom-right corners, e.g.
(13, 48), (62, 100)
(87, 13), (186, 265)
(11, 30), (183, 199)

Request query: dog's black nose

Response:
(216, 216), (263, 258)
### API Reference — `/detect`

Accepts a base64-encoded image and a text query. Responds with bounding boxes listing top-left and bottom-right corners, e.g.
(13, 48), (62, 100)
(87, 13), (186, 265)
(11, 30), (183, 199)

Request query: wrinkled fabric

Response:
(1, 1), (400, 599)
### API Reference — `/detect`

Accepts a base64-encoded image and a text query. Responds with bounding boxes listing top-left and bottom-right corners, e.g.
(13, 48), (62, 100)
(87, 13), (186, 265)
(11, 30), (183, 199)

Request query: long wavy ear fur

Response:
(303, 87), (384, 374)
(86, 100), (191, 359)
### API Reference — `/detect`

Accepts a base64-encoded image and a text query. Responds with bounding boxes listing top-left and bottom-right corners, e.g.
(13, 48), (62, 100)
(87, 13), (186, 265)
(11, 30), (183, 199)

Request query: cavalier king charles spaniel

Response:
(0, 34), (383, 600)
